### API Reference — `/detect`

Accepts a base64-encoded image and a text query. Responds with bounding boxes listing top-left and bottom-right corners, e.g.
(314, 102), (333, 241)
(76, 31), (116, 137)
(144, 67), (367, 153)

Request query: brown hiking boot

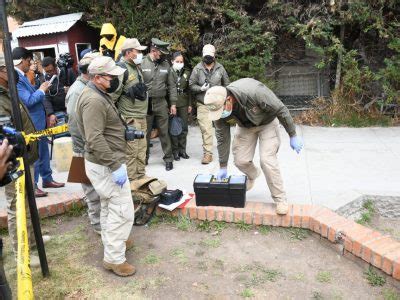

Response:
(276, 202), (289, 215)
(201, 154), (213, 164)
(103, 261), (136, 277)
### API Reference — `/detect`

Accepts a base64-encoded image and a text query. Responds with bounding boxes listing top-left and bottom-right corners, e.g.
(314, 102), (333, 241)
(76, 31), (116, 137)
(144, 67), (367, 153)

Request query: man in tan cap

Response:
(189, 44), (230, 164)
(76, 56), (136, 276)
(116, 38), (148, 181)
(204, 78), (303, 215)
(66, 51), (101, 234)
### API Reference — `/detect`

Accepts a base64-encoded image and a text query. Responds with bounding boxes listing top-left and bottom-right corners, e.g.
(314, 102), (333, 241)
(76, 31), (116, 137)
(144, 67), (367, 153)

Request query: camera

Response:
(57, 53), (74, 69)
(125, 126), (145, 141)
(0, 116), (25, 187)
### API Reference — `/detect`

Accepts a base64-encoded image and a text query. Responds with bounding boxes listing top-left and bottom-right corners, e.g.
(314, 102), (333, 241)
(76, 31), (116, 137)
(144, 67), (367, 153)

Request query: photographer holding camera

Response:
(76, 56), (137, 277)
(0, 53), (48, 266)
(115, 38), (148, 181)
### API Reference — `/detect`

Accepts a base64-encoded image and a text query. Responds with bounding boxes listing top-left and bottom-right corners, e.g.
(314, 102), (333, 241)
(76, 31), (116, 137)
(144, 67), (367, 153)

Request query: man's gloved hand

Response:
(216, 168), (228, 181)
(112, 164), (127, 187)
(290, 136), (303, 154)
(200, 83), (210, 92)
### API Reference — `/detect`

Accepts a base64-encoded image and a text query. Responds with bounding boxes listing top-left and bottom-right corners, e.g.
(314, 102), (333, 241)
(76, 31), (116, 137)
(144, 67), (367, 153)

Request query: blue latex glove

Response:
(290, 136), (303, 154)
(216, 168), (228, 181)
(112, 164), (127, 187)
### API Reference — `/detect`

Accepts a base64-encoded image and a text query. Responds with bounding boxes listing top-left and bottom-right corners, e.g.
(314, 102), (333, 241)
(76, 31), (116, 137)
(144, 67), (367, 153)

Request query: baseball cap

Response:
(80, 48), (93, 59)
(88, 56), (125, 76)
(202, 44), (216, 57)
(79, 51), (100, 66)
(121, 38), (147, 51)
(12, 47), (32, 66)
(204, 86), (227, 121)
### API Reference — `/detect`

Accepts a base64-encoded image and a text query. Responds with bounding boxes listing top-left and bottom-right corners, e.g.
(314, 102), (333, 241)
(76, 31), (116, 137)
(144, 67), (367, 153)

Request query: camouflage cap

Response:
(151, 38), (170, 54)
(79, 51), (100, 66)
(204, 86), (228, 121)
(88, 56), (125, 76)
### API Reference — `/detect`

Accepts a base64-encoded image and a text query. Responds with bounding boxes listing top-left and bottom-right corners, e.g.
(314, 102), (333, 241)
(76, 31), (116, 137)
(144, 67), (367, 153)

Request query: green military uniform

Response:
(141, 39), (177, 164)
(189, 61), (230, 157)
(0, 85), (38, 253)
(170, 68), (191, 156)
(116, 57), (148, 180)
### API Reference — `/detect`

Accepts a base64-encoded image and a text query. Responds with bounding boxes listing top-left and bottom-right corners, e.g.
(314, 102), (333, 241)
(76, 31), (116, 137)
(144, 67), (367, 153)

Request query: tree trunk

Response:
(334, 25), (345, 93)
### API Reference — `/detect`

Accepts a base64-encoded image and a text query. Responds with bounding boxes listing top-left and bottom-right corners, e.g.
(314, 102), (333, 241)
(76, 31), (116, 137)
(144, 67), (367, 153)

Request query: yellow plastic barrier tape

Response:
(15, 157), (33, 299)
(24, 123), (69, 145)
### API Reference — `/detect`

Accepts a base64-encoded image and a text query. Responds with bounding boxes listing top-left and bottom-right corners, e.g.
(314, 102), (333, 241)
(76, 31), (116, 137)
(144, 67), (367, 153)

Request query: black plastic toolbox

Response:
(193, 174), (247, 208)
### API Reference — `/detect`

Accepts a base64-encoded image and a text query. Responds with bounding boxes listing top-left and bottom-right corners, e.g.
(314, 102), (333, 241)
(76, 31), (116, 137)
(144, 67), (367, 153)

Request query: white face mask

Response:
(133, 53), (143, 65)
(173, 62), (184, 71)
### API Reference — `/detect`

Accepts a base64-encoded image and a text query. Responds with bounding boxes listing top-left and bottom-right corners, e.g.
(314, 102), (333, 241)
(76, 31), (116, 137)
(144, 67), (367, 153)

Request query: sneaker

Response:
(276, 202), (289, 215)
(246, 168), (261, 191)
(201, 154), (213, 164)
(103, 261), (136, 277)
(92, 224), (101, 235)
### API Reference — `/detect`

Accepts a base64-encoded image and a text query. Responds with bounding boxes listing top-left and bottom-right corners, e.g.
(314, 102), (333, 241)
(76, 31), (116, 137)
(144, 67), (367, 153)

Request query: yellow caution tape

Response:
(24, 123), (69, 145)
(15, 157), (33, 299)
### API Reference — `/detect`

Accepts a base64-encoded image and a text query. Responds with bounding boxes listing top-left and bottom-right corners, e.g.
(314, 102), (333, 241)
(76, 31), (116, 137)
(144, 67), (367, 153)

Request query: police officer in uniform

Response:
(116, 38), (148, 180)
(141, 38), (177, 171)
(169, 51), (192, 160)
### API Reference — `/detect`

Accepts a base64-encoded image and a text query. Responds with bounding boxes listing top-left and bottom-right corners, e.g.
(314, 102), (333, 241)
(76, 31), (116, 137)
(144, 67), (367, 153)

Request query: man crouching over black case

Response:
(75, 56), (136, 277)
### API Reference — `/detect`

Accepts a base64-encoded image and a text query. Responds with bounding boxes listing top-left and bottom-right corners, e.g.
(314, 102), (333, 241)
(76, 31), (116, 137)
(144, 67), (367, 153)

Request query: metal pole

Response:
(0, 0), (49, 277)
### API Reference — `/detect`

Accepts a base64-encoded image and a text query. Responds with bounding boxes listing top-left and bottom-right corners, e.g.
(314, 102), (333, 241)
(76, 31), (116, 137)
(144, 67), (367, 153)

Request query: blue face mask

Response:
(220, 109), (232, 119)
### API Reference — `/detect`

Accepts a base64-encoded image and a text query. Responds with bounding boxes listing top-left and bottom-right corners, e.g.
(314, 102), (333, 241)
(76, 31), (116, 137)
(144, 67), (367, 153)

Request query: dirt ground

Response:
(3, 212), (400, 299)
(369, 216), (400, 242)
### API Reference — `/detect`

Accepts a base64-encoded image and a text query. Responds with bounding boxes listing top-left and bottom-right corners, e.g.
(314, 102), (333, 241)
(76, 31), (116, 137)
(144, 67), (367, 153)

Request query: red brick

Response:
(179, 206), (189, 217)
(393, 259), (400, 280)
(224, 207), (234, 223)
(327, 227), (337, 242)
(206, 207), (216, 221)
(280, 204), (292, 227)
(47, 203), (57, 216)
(351, 230), (382, 257)
(215, 209), (225, 222)
(382, 249), (400, 275)
(370, 239), (400, 269)
(244, 211), (253, 224)
(188, 206), (197, 219)
(197, 207), (206, 220)
(56, 202), (65, 214)
(251, 202), (263, 225)
(64, 200), (73, 211)
(291, 204), (302, 227)
(300, 204), (313, 229)
(38, 206), (48, 218)
(261, 203), (275, 226)
(361, 236), (392, 263)
(234, 209), (244, 223)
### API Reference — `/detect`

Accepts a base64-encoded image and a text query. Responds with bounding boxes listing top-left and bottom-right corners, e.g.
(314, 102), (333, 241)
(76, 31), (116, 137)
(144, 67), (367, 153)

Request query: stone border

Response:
(0, 193), (398, 281)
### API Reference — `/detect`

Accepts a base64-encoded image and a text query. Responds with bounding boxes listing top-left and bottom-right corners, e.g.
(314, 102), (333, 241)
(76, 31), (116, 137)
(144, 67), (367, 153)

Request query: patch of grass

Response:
(236, 221), (252, 231)
(291, 272), (306, 281)
(357, 200), (375, 225)
(143, 253), (160, 265)
(316, 271), (332, 283)
(196, 220), (212, 232)
(240, 288), (254, 298)
(383, 288), (400, 300)
(212, 221), (227, 233)
(200, 237), (221, 248)
(170, 248), (188, 265)
(147, 215), (161, 227)
(258, 225), (272, 235)
(176, 216), (192, 231)
(213, 259), (224, 270)
(288, 228), (310, 241)
(364, 267), (386, 286)
(66, 202), (86, 217)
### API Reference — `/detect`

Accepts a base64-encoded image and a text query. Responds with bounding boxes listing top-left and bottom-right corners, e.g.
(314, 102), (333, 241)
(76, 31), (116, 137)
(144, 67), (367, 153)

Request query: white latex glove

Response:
(200, 83), (210, 92)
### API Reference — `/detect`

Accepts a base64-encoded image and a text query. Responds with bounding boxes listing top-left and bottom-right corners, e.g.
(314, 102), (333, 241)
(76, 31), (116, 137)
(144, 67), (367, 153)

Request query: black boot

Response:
(179, 151), (190, 159)
(173, 153), (180, 161)
(165, 162), (173, 171)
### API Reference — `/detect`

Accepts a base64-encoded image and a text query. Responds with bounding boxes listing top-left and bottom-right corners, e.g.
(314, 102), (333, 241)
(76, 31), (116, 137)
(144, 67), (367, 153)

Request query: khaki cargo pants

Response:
(197, 103), (214, 155)
(85, 160), (134, 265)
(126, 117), (147, 180)
(5, 166), (35, 254)
(232, 118), (287, 203)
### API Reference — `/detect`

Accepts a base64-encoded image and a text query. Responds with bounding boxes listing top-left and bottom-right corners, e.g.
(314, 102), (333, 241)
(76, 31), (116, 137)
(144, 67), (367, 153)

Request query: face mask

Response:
(105, 77), (119, 93)
(203, 55), (215, 65)
(173, 62), (184, 71)
(133, 53), (143, 65)
(220, 108), (232, 119)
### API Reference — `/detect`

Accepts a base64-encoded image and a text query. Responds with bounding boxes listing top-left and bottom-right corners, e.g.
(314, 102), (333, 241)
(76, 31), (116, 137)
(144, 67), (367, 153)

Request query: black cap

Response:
(12, 47), (32, 65)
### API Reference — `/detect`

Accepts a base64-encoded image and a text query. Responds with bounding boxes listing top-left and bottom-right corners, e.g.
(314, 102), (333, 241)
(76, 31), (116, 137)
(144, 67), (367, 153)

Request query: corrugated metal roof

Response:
(13, 12), (83, 38)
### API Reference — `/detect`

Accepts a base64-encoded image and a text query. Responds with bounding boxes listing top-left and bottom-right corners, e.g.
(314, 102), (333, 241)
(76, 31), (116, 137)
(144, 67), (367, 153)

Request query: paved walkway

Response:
(1, 125), (399, 211)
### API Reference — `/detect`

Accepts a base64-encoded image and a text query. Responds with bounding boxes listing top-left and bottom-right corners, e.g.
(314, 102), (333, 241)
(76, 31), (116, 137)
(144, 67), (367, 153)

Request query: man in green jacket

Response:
(141, 38), (177, 171)
(116, 38), (148, 180)
(204, 78), (303, 215)
(76, 56), (135, 277)
(189, 44), (230, 164)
